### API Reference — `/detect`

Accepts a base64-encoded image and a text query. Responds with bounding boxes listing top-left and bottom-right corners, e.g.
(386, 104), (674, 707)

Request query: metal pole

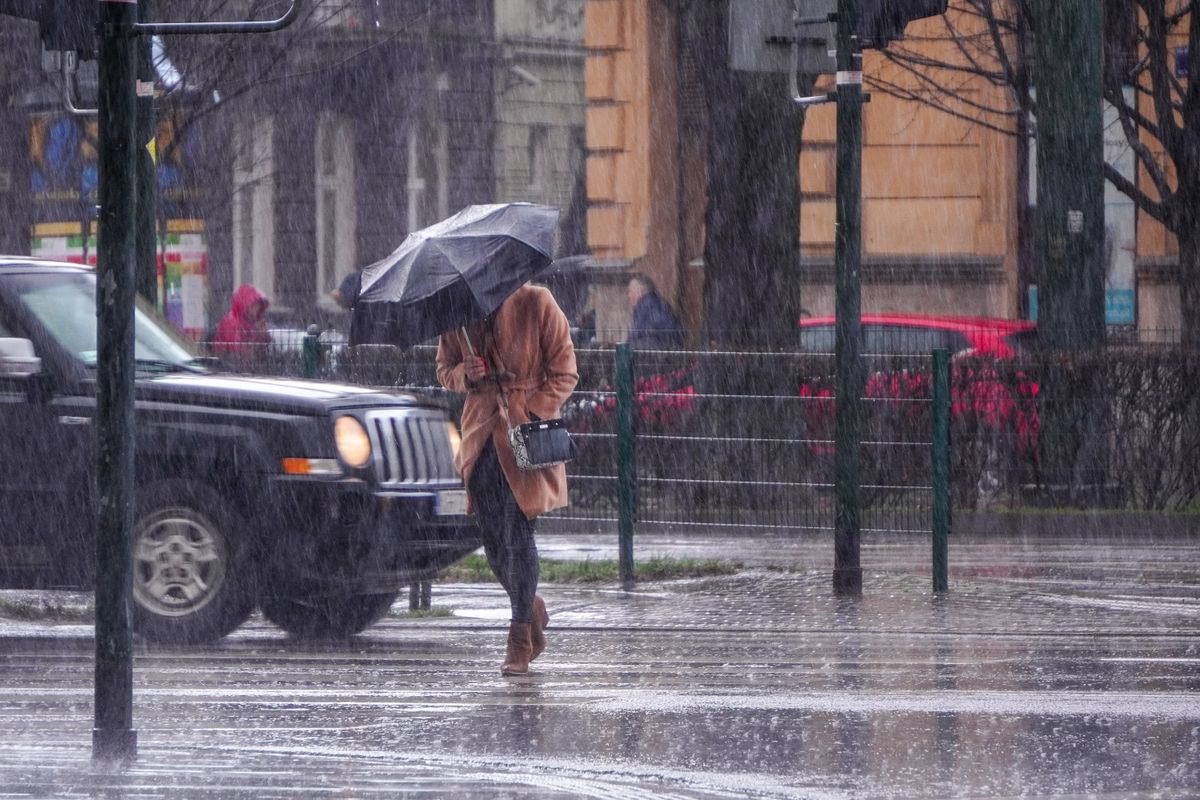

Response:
(302, 324), (321, 378)
(135, 0), (301, 36)
(832, 0), (864, 596)
(931, 348), (950, 593)
(615, 343), (636, 589)
(135, 0), (158, 307)
(94, 0), (139, 762)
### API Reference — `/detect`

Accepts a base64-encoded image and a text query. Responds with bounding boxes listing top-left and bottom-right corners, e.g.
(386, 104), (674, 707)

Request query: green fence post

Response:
(616, 343), (636, 589)
(302, 324), (321, 379)
(932, 348), (950, 593)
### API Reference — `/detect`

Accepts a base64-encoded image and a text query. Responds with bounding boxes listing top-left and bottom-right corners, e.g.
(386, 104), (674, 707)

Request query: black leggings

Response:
(468, 440), (539, 623)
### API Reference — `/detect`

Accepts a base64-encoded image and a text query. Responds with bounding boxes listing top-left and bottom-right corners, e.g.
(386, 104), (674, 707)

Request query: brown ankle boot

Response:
(530, 595), (549, 662)
(501, 621), (533, 676)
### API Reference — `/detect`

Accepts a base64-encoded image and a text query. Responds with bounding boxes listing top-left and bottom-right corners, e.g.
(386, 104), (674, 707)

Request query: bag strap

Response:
(461, 327), (514, 426)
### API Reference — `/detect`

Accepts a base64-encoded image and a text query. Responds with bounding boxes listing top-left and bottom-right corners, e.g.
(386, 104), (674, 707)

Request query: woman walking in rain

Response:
(437, 282), (578, 676)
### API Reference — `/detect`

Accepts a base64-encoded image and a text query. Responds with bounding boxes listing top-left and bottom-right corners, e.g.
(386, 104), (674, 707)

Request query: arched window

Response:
(315, 114), (357, 308)
(232, 116), (275, 298)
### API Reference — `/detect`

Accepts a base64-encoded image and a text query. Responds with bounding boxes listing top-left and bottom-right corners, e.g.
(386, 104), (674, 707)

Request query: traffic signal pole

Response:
(785, 1), (946, 596)
(832, 0), (865, 596)
(90, 0), (303, 761)
(94, 0), (139, 761)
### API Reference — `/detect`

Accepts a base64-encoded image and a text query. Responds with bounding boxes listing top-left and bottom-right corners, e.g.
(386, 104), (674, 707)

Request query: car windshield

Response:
(13, 271), (200, 370)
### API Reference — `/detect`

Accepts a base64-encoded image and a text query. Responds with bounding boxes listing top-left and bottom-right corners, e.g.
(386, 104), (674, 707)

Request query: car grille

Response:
(364, 410), (459, 486)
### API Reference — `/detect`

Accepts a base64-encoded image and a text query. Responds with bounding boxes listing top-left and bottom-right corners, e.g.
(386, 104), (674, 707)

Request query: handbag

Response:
(461, 327), (578, 471)
(507, 413), (579, 471)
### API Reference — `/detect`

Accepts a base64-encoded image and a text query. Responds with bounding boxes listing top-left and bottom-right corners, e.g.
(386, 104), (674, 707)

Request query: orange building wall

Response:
(583, 0), (681, 341)
(584, 2), (1184, 337)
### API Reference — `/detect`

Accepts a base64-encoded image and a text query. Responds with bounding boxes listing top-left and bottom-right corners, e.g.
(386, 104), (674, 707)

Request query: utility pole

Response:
(832, 0), (864, 596)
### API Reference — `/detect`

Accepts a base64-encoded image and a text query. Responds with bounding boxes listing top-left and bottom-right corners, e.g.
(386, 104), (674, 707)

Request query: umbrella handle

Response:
(461, 326), (510, 414)
(459, 327), (477, 358)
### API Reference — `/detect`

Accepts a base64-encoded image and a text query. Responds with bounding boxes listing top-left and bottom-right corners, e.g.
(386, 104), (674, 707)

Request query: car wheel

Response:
(131, 481), (256, 644)
(260, 592), (399, 639)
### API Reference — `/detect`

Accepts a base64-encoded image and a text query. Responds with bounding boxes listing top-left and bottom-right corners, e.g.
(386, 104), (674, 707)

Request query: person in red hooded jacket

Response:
(212, 284), (271, 365)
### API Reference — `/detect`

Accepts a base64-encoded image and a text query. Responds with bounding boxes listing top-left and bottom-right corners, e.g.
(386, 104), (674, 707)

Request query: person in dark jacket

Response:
(331, 269), (362, 310)
(627, 274), (684, 348)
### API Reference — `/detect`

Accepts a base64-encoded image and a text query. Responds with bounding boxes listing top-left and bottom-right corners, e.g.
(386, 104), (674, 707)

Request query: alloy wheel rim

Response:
(132, 511), (226, 617)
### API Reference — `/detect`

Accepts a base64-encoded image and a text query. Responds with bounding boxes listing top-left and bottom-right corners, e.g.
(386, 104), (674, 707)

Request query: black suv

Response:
(0, 258), (478, 643)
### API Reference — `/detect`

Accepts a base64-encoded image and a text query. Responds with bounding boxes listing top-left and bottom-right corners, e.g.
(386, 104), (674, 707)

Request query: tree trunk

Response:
(1180, 228), (1200, 348)
(684, 0), (808, 350)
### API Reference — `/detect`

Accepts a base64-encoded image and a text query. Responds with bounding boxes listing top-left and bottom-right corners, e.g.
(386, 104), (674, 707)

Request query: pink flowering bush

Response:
(798, 356), (1042, 504)
(570, 361), (699, 433)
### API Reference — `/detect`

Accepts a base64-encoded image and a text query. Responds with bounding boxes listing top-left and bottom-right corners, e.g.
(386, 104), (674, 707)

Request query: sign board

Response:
(729, 0), (835, 75)
(1027, 86), (1138, 326)
(1028, 286), (1135, 329)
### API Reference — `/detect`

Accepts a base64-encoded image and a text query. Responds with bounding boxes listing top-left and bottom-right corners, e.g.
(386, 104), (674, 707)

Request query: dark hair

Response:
(629, 274), (657, 295)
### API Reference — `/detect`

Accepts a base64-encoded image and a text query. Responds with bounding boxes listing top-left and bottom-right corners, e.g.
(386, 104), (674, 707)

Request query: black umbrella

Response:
(349, 203), (560, 346)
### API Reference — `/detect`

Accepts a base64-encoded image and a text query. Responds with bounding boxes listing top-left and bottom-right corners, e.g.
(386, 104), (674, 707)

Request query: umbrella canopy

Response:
(349, 203), (560, 347)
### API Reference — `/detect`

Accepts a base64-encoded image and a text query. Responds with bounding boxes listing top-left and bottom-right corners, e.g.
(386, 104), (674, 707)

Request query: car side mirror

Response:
(0, 338), (43, 378)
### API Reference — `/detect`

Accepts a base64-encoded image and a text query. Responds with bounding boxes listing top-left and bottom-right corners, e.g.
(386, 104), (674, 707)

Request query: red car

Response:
(796, 315), (1041, 489)
(798, 313), (1036, 359)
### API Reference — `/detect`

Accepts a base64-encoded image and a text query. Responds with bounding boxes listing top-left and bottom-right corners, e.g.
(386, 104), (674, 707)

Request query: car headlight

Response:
(334, 415), (372, 468)
(446, 421), (462, 460)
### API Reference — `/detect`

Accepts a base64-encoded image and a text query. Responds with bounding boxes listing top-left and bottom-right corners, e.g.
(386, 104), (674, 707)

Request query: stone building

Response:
(1, 0), (589, 335)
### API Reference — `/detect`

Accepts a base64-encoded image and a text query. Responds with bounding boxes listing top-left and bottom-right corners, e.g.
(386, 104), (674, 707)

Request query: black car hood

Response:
(135, 372), (420, 415)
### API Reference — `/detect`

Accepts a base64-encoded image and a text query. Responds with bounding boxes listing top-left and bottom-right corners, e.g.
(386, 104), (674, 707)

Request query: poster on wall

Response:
(161, 222), (209, 339)
(28, 109), (210, 338)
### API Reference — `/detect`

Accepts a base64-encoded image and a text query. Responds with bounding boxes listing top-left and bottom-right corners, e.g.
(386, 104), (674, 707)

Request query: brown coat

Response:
(436, 284), (579, 519)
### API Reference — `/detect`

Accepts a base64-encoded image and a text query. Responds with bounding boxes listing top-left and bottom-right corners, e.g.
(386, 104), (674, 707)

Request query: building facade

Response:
(494, 0), (587, 256)
(1, 0), (498, 334)
(581, 0), (1186, 343)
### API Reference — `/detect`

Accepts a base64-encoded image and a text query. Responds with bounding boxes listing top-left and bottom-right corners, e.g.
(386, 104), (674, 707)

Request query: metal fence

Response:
(201, 335), (945, 538)
(199, 328), (1200, 528)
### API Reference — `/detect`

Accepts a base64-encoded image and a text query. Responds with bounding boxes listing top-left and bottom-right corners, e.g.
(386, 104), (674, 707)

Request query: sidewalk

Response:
(1, 531), (1198, 798)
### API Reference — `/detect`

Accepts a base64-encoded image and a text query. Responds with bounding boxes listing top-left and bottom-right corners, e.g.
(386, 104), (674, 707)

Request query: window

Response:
(13, 272), (194, 367)
(407, 74), (450, 232)
(527, 125), (550, 198)
(407, 121), (449, 232)
(865, 326), (952, 355)
(315, 114), (357, 307)
(231, 117), (276, 299)
(799, 325), (835, 354)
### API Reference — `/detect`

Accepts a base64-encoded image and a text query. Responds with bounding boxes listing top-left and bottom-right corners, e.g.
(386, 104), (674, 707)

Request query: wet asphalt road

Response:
(1, 532), (1198, 799)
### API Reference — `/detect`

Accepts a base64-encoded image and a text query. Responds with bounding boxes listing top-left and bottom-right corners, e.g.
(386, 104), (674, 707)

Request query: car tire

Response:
(130, 481), (257, 644)
(260, 592), (399, 639)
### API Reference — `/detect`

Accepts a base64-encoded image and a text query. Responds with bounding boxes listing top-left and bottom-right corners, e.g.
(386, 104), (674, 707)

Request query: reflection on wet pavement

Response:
(1, 534), (1198, 798)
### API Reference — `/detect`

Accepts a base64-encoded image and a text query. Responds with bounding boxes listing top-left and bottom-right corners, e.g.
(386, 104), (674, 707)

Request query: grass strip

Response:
(437, 554), (740, 584)
(0, 594), (93, 622)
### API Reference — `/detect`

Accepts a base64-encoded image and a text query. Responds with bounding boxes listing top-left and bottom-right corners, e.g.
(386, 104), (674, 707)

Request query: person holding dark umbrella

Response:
(436, 283), (577, 676)
(350, 203), (578, 676)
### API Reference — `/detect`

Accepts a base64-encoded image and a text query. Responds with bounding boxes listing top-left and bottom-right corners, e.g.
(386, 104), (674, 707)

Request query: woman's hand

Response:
(463, 355), (489, 382)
